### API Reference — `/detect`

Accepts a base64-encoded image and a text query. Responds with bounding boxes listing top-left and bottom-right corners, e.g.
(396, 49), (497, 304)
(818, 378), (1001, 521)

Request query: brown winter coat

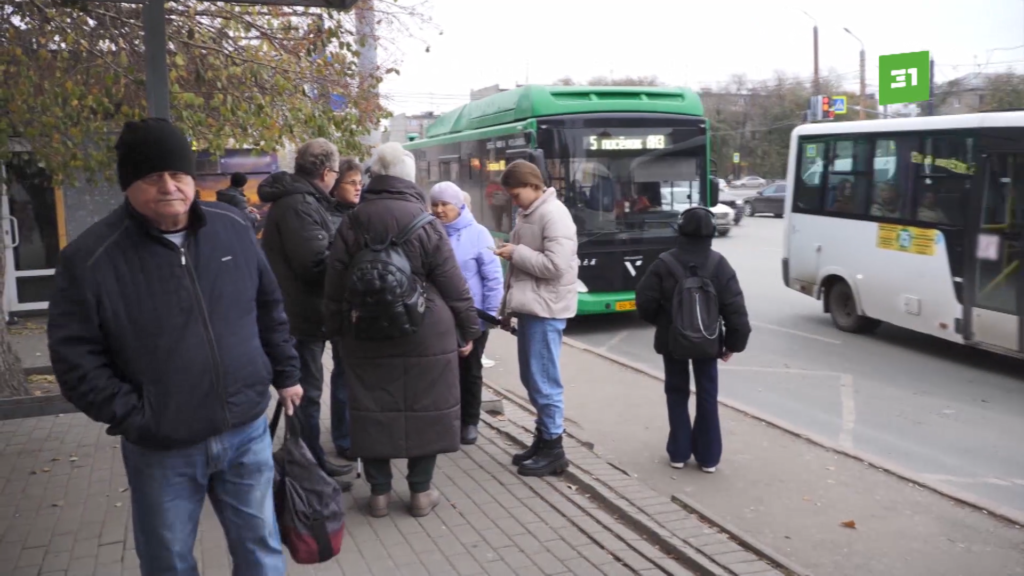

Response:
(324, 175), (480, 459)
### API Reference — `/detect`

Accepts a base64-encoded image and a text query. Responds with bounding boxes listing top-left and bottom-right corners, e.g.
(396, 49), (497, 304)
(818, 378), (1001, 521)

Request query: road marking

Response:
(599, 329), (633, 351)
(751, 321), (842, 344)
(839, 373), (856, 449)
(919, 474), (1024, 487)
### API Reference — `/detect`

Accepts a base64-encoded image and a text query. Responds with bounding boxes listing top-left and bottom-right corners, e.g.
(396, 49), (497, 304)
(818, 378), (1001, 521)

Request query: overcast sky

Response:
(378, 0), (1023, 115)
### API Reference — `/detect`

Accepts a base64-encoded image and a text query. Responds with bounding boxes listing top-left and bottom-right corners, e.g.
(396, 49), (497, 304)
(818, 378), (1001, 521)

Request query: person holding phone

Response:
(429, 181), (504, 445)
(494, 161), (579, 477)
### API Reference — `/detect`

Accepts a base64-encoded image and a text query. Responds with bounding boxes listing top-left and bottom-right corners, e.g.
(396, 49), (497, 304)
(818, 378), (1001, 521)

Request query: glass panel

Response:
(542, 126), (705, 239)
(6, 160), (60, 272)
(15, 276), (56, 305)
(795, 141), (825, 212)
(975, 154), (1021, 315)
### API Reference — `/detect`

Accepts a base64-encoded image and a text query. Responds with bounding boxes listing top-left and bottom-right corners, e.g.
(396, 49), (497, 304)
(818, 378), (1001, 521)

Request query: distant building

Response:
(383, 112), (439, 143)
(936, 73), (999, 115)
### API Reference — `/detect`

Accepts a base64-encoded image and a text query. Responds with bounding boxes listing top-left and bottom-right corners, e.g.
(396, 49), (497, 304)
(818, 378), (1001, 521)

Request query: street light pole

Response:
(844, 28), (866, 120)
(800, 10), (820, 95)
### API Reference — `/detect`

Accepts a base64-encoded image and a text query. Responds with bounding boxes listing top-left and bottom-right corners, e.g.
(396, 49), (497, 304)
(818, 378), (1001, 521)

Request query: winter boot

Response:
(512, 428), (542, 466)
(517, 435), (570, 477)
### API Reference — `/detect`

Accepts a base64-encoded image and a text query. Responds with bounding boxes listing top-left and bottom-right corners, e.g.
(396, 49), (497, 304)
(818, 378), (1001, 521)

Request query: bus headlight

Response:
(576, 279), (589, 293)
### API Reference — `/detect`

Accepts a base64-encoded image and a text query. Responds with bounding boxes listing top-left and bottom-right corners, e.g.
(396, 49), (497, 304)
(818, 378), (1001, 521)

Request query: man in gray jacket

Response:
(258, 139), (354, 486)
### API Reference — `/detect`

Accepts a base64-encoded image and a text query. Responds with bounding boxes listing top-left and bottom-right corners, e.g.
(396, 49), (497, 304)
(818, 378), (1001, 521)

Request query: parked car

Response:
(741, 182), (787, 218)
(717, 190), (744, 225)
(730, 175), (767, 188)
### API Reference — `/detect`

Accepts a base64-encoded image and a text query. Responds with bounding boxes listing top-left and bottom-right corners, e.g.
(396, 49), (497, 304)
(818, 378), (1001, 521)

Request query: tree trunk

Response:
(0, 180), (28, 399)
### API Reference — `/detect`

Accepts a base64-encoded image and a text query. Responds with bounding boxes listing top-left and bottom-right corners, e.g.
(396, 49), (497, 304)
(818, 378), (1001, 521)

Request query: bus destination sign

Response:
(587, 135), (669, 151)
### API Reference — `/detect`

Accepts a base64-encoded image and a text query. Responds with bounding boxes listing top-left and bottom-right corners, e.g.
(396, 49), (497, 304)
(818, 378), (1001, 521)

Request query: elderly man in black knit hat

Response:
(47, 118), (302, 575)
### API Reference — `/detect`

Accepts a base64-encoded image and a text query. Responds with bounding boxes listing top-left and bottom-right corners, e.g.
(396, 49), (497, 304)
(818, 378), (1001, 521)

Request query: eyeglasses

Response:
(340, 179), (362, 188)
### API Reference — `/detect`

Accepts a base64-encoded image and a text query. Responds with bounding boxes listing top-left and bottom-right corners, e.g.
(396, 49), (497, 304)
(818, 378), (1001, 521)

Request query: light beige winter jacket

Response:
(499, 188), (579, 319)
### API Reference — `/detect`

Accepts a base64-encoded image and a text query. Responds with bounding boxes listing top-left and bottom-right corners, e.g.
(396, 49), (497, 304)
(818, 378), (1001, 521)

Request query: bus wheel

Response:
(827, 280), (881, 334)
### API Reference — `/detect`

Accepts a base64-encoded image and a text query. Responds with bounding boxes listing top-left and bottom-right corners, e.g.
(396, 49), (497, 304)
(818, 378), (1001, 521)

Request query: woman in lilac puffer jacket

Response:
(429, 181), (504, 445)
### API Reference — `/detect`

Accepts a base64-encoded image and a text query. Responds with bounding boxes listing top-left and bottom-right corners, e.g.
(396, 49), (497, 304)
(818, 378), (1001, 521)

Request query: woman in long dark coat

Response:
(324, 143), (479, 519)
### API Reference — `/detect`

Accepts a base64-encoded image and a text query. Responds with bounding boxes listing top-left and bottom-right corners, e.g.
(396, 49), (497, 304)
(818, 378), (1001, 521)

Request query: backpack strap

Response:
(394, 212), (436, 245)
(658, 252), (688, 282)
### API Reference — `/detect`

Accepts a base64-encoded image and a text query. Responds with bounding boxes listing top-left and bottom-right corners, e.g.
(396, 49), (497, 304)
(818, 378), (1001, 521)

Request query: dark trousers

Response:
(294, 338), (328, 469)
(328, 340), (350, 454)
(459, 330), (490, 426)
(362, 456), (438, 496)
(663, 355), (722, 468)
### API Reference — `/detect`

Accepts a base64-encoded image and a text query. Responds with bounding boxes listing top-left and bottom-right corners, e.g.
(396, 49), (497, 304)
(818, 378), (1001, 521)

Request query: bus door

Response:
(966, 152), (1023, 354)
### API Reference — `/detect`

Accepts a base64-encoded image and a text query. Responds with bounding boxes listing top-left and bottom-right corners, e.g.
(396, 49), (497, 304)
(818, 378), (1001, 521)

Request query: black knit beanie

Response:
(115, 118), (196, 191)
(678, 206), (717, 238)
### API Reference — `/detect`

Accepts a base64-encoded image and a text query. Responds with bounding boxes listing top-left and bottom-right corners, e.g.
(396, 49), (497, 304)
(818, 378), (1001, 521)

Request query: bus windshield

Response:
(539, 126), (706, 237)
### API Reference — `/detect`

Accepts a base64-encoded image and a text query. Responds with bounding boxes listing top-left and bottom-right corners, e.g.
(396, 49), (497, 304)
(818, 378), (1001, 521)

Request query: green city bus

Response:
(404, 84), (720, 315)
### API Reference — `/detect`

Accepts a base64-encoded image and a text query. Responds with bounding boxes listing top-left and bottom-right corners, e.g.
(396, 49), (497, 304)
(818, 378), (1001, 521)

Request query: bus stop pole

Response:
(143, 0), (171, 120)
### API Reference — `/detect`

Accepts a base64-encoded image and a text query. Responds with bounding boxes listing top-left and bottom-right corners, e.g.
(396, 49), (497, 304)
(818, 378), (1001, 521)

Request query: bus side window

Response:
(826, 139), (871, 216)
(867, 139), (906, 220)
(910, 135), (972, 227)
(795, 141), (826, 212)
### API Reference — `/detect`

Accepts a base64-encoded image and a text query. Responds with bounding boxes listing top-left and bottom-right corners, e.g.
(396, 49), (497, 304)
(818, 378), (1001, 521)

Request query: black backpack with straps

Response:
(658, 250), (724, 360)
(344, 210), (435, 341)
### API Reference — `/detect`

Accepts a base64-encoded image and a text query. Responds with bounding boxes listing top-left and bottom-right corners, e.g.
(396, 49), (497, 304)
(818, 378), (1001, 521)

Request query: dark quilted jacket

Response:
(48, 201), (300, 450)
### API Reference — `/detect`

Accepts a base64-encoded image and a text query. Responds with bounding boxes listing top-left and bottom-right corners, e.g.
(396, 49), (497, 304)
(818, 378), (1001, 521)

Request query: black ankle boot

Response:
(517, 434), (569, 477)
(512, 428), (542, 465)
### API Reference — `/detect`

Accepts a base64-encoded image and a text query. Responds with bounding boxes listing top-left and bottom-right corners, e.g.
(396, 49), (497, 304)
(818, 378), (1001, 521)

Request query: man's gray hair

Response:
(367, 142), (416, 182)
(294, 138), (340, 179)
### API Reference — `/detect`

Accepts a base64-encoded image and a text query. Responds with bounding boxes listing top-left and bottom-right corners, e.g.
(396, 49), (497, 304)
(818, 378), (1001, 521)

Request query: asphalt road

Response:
(563, 214), (1024, 519)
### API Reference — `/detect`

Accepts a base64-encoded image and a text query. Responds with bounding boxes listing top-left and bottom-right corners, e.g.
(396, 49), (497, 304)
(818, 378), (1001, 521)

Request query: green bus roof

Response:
(420, 85), (704, 140)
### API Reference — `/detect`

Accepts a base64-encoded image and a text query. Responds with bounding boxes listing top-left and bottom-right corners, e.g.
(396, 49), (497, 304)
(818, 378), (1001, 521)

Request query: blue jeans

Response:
(121, 416), (285, 576)
(329, 340), (350, 454)
(663, 355), (722, 468)
(517, 315), (567, 440)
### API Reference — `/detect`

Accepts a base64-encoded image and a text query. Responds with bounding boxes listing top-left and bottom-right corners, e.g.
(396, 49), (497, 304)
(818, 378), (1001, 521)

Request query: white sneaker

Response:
(481, 355), (495, 368)
(669, 461), (686, 469)
(701, 466), (717, 474)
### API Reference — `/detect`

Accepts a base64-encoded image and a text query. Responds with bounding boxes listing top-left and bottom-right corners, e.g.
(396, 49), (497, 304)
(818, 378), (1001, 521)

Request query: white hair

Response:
(367, 142), (416, 182)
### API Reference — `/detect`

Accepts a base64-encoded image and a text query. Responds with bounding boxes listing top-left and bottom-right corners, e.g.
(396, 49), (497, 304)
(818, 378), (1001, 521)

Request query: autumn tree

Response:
(0, 0), (420, 397)
(981, 72), (1024, 111)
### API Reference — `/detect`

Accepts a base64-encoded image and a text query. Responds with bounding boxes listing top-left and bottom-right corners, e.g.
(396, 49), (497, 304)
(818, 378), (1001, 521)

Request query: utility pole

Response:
(143, 0), (170, 119)
(927, 57), (936, 116)
(844, 28), (866, 120)
(355, 0), (377, 94)
(801, 11), (820, 95)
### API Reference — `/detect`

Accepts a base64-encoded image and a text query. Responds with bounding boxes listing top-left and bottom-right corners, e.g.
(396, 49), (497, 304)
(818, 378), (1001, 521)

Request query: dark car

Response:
(742, 182), (787, 218)
(718, 190), (744, 225)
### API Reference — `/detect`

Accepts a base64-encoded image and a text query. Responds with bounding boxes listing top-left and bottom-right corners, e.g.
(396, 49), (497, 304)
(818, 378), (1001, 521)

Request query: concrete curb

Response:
(482, 382), (802, 576)
(558, 335), (1024, 528)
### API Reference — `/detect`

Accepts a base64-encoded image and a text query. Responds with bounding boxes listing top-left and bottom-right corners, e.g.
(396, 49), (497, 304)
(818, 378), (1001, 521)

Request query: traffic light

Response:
(821, 96), (831, 119)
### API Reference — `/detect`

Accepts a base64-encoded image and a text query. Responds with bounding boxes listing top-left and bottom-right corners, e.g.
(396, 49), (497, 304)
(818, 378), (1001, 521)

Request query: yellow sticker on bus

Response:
(876, 224), (938, 256)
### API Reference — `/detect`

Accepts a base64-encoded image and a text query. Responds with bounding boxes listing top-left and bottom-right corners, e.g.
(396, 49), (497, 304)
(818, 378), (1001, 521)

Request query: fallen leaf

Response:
(69, 457), (79, 462)
(115, 502), (123, 507)
(52, 501), (63, 507)
(28, 470), (37, 475)
(825, 466), (835, 471)
(566, 483), (578, 492)
(802, 496), (812, 501)
(494, 414), (507, 421)
(119, 487), (129, 493)
(826, 479), (835, 484)
(41, 467), (51, 473)
(840, 520), (857, 529)
(51, 457), (61, 462)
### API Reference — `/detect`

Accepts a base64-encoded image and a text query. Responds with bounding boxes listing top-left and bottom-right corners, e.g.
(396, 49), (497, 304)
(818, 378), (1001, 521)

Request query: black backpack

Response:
(344, 211), (435, 341)
(658, 251), (724, 360)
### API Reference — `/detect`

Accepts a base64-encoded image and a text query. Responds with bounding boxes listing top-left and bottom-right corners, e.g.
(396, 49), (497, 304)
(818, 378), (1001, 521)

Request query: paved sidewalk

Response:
(0, 330), (786, 576)
(0, 409), (705, 576)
